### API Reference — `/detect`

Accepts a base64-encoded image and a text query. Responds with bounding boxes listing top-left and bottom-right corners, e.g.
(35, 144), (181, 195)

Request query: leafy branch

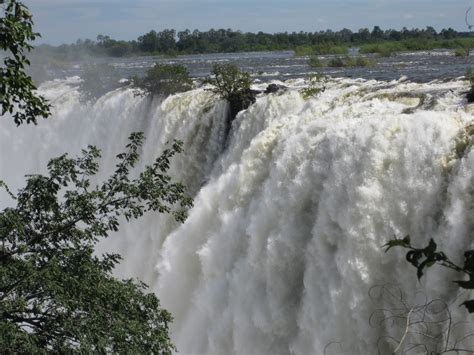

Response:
(0, 0), (50, 125)
(0, 133), (192, 353)
(384, 236), (474, 312)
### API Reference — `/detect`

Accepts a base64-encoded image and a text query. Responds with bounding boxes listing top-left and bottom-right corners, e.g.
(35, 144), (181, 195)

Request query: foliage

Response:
(0, 1), (193, 353)
(96, 35), (132, 57)
(79, 63), (122, 103)
(132, 63), (194, 96)
(351, 56), (374, 67)
(309, 55), (373, 68)
(360, 42), (404, 57)
(24, 26), (474, 59)
(205, 64), (252, 101)
(360, 38), (474, 57)
(205, 63), (255, 120)
(455, 47), (469, 57)
(308, 56), (323, 68)
(327, 57), (346, 67)
(295, 44), (348, 56)
(0, 0), (50, 125)
(385, 236), (474, 313)
(0, 133), (193, 352)
(300, 73), (328, 100)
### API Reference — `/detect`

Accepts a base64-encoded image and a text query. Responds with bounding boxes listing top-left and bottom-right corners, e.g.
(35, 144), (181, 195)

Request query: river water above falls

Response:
(1, 52), (474, 354)
(35, 49), (474, 83)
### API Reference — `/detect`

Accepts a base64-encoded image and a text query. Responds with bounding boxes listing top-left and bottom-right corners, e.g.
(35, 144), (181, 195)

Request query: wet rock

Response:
(265, 83), (287, 94)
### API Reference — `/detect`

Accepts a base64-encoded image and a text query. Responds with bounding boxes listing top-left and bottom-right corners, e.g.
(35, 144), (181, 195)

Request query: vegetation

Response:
(300, 73), (328, 100)
(0, 1), (193, 352)
(309, 55), (373, 68)
(360, 37), (474, 56)
(455, 47), (470, 57)
(30, 26), (474, 58)
(385, 236), (474, 313)
(0, 0), (50, 125)
(383, 232), (474, 352)
(132, 63), (194, 96)
(0, 133), (192, 352)
(205, 63), (255, 120)
(327, 57), (346, 68)
(308, 56), (323, 68)
(294, 44), (348, 56)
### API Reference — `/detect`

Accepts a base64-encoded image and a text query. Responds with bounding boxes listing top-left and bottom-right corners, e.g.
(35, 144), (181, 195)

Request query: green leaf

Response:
(0, 132), (191, 352)
(406, 250), (423, 268)
(383, 235), (411, 252)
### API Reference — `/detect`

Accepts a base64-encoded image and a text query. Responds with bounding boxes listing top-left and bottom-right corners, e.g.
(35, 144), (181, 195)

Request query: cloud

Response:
(24, 0), (471, 45)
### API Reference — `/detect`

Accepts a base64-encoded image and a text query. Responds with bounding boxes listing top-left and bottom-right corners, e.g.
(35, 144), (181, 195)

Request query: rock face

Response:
(467, 88), (474, 103)
(225, 85), (287, 138)
(228, 89), (257, 122)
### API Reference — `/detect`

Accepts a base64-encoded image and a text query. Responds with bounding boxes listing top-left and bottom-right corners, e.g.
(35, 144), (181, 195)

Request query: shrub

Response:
(294, 44), (348, 57)
(310, 55), (373, 68)
(455, 47), (469, 57)
(308, 56), (323, 67)
(300, 73), (328, 100)
(327, 57), (345, 67)
(360, 42), (402, 57)
(313, 44), (348, 55)
(205, 63), (255, 121)
(132, 63), (193, 96)
(354, 56), (373, 67)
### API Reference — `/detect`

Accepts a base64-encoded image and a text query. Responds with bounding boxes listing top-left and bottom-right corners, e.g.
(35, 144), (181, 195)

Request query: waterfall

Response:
(1, 76), (473, 354)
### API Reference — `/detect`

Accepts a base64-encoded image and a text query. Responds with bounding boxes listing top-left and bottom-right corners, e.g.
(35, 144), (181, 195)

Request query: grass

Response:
(360, 38), (474, 56)
(295, 44), (348, 56)
(455, 47), (469, 57)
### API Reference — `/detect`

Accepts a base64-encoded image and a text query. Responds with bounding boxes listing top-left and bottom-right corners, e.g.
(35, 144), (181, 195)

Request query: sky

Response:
(22, 0), (474, 45)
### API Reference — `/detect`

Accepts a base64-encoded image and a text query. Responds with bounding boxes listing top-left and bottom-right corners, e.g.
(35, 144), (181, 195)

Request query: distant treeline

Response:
(35, 26), (473, 59)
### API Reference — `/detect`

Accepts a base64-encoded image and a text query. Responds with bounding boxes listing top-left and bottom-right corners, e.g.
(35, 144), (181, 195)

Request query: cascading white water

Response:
(1, 76), (473, 354)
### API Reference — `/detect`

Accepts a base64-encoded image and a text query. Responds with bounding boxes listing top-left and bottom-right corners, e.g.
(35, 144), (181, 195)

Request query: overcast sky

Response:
(23, 0), (474, 45)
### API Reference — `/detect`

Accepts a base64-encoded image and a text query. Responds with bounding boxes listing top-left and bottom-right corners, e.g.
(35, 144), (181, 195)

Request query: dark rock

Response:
(264, 83), (286, 94)
(467, 88), (474, 103)
(228, 89), (257, 122)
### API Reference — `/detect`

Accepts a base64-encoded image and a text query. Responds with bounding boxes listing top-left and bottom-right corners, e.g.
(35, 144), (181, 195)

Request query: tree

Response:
(0, 1), (193, 352)
(205, 63), (255, 121)
(132, 63), (194, 96)
(138, 30), (159, 52)
(0, 133), (193, 352)
(371, 26), (384, 41)
(0, 0), (50, 125)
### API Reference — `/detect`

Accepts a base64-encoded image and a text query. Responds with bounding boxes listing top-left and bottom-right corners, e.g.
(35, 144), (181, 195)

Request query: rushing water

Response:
(2, 53), (474, 354)
(36, 49), (474, 83)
